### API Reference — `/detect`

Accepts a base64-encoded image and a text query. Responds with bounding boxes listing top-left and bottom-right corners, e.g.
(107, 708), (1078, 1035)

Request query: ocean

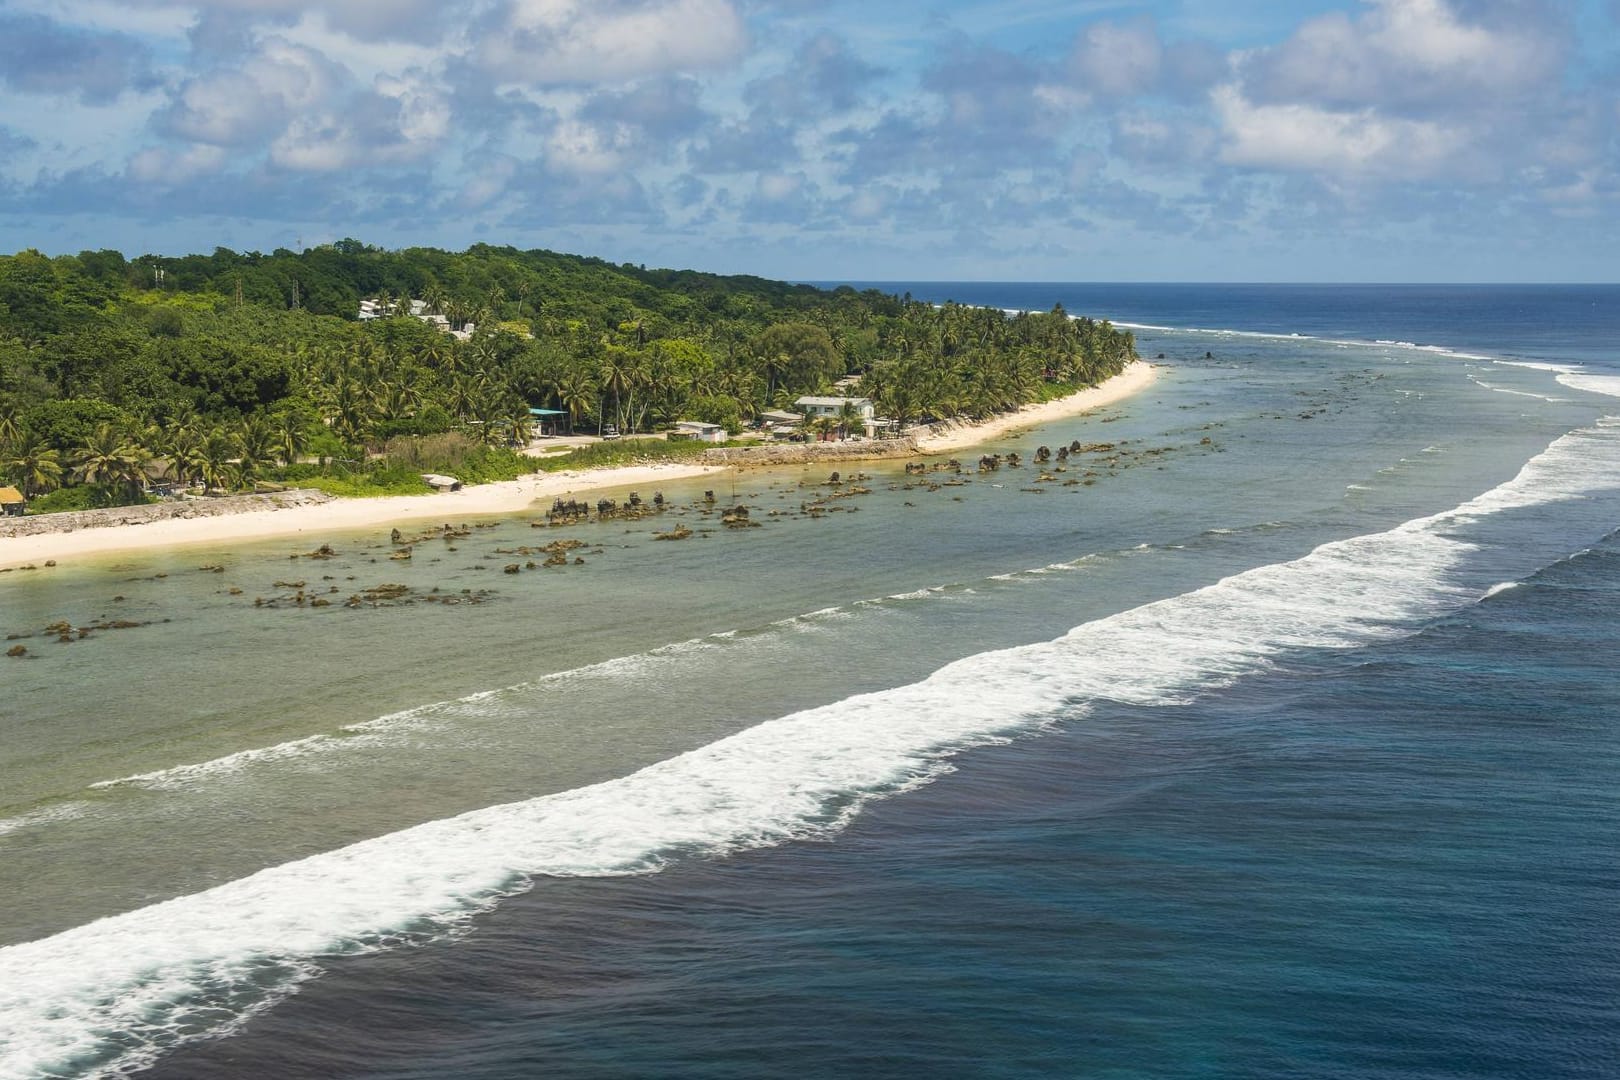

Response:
(1, 283), (1617, 1079)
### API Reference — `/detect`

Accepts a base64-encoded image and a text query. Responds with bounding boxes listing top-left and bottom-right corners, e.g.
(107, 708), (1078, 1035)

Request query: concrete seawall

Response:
(0, 490), (333, 539)
(700, 439), (920, 467)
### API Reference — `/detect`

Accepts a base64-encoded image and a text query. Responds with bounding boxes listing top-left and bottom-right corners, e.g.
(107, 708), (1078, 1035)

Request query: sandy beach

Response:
(0, 462), (721, 570)
(0, 361), (1155, 571)
(915, 359), (1156, 453)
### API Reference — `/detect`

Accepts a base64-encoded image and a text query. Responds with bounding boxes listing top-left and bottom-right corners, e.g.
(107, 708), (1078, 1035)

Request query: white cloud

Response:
(266, 72), (450, 170)
(455, 155), (518, 208)
(161, 38), (341, 145)
(755, 170), (802, 200)
(545, 117), (634, 174)
(1071, 18), (1161, 98)
(156, 33), (449, 172)
(1244, 0), (1563, 109)
(126, 142), (227, 182)
(377, 72), (451, 145)
(479, 0), (748, 85)
(1212, 83), (1464, 179)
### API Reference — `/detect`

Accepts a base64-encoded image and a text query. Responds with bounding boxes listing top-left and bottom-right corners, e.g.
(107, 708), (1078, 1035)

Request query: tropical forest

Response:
(0, 241), (1136, 510)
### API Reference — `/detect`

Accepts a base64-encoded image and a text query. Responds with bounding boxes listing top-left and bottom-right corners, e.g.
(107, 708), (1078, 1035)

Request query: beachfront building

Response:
(670, 420), (727, 443)
(794, 395), (876, 439)
(0, 485), (24, 516)
(528, 408), (571, 437)
(758, 409), (803, 437)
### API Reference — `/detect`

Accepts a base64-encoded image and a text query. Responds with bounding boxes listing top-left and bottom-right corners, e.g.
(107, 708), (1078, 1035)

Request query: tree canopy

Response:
(0, 242), (1135, 508)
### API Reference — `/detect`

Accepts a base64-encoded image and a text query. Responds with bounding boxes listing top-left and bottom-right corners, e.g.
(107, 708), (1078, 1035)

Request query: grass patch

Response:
(532, 437), (724, 471)
(271, 433), (538, 497)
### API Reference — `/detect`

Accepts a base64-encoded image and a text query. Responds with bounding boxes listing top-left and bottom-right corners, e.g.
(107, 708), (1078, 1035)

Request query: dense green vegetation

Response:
(0, 241), (1135, 509)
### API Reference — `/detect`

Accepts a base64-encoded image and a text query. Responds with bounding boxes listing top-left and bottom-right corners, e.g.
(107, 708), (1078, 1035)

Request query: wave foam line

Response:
(0, 804), (89, 840)
(1500, 360), (1583, 374)
(78, 579), (999, 798)
(1466, 376), (1566, 402)
(1558, 373), (1620, 399)
(6, 420), (1620, 1080)
(1115, 320), (1512, 363)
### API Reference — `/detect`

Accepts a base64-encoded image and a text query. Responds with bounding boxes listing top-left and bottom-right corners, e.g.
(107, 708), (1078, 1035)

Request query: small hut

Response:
(0, 486), (25, 517)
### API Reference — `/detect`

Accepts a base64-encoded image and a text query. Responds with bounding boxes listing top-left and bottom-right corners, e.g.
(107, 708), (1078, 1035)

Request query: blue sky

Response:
(1, 0), (1616, 281)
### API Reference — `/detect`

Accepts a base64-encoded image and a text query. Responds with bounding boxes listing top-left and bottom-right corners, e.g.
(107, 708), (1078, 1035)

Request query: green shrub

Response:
(27, 487), (104, 514)
(26, 486), (154, 514)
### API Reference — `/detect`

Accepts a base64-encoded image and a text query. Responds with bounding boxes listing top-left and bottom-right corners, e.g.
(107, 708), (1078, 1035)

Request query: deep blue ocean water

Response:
(823, 282), (1620, 367)
(5, 284), (1618, 1079)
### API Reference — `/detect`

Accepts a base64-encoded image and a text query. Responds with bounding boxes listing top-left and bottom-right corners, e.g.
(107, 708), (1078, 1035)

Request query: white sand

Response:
(0, 462), (720, 570)
(914, 360), (1158, 453)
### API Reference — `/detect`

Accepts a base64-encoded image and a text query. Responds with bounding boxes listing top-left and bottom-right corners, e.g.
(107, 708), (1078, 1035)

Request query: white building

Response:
(358, 297), (464, 338)
(794, 396), (876, 438)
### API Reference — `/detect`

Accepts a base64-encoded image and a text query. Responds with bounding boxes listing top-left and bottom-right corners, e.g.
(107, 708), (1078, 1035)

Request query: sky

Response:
(0, 0), (1616, 281)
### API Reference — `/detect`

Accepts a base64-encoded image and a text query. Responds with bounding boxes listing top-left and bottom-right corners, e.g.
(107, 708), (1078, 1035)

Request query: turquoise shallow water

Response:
(2, 285), (1617, 1078)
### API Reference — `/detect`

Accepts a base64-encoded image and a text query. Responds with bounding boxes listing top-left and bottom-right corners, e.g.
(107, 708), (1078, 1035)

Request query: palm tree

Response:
(200, 429), (237, 494)
(497, 412), (532, 448)
(419, 337), (452, 374)
(599, 348), (638, 434)
(422, 283), (448, 317)
(76, 424), (145, 501)
(880, 382), (920, 430)
(553, 368), (595, 431)
(445, 299), (468, 331)
(470, 334), (500, 376)
(836, 399), (862, 440)
(323, 376), (373, 446)
(0, 407), (21, 448)
(1, 431), (63, 496)
(469, 389), (509, 444)
(234, 415), (278, 490)
(166, 427), (205, 489)
(376, 379), (423, 421)
(275, 411), (309, 466)
(445, 374), (478, 421)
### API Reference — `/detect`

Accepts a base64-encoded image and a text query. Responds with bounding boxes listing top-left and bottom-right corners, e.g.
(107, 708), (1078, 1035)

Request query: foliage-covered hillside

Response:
(0, 241), (1135, 508)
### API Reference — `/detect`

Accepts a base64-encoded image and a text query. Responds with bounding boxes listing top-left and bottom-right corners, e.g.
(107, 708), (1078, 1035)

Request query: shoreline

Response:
(913, 359), (1156, 453)
(0, 361), (1156, 571)
(0, 462), (721, 571)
